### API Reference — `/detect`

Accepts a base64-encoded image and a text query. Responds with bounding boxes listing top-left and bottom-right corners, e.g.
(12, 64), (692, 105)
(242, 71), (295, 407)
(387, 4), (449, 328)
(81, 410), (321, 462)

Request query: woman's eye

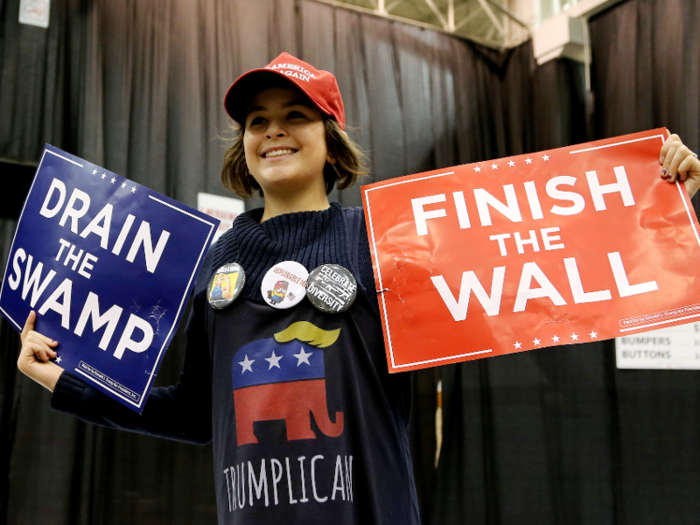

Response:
(287, 111), (306, 119)
(248, 116), (265, 127)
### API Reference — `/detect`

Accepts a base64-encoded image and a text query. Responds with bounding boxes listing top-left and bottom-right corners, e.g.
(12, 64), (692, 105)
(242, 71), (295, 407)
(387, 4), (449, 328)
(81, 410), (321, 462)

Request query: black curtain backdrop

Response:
(433, 2), (700, 525)
(1, 0), (697, 524)
(589, 1), (700, 523)
(0, 1), (577, 523)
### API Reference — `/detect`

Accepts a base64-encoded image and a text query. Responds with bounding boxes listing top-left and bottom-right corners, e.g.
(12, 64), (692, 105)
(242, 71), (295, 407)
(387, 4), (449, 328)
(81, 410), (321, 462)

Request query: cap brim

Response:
(225, 70), (302, 126)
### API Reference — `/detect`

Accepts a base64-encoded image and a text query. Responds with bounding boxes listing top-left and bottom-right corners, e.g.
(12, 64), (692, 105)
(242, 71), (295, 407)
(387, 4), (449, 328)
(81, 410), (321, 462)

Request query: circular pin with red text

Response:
(261, 261), (309, 309)
(208, 263), (246, 309)
(306, 264), (357, 313)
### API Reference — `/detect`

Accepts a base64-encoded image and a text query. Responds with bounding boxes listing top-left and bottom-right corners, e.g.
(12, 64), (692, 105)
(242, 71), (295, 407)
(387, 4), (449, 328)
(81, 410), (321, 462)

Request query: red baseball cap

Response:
(224, 52), (346, 130)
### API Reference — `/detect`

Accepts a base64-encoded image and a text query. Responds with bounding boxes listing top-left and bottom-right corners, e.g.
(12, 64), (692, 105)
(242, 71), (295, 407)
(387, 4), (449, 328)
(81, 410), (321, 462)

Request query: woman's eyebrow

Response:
(246, 105), (264, 116)
(246, 99), (311, 117)
(283, 99), (314, 109)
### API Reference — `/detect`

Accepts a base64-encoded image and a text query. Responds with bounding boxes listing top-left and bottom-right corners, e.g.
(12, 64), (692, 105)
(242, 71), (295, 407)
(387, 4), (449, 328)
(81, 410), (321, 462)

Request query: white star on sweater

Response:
(239, 354), (254, 373)
(293, 347), (313, 366)
(265, 350), (283, 370)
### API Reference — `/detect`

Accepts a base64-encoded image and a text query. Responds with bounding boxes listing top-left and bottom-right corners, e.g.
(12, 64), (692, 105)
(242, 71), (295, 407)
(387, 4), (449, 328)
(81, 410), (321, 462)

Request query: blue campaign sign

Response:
(0, 145), (219, 412)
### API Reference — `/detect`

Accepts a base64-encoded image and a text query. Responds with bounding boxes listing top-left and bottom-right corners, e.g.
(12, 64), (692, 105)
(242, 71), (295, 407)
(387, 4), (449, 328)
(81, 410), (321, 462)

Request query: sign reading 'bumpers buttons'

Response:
(208, 263), (245, 309)
(261, 261), (308, 309)
(306, 264), (357, 313)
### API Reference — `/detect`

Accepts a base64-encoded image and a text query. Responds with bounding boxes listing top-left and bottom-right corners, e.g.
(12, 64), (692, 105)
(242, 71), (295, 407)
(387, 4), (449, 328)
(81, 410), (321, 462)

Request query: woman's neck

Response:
(260, 189), (330, 222)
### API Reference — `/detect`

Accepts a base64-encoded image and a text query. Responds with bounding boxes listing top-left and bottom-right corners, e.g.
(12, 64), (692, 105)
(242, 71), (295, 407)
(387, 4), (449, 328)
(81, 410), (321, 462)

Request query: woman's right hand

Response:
(18, 311), (63, 392)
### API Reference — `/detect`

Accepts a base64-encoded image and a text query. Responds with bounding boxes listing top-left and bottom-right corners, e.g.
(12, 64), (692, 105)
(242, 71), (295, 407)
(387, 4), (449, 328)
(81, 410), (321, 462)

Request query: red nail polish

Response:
(662, 168), (667, 176)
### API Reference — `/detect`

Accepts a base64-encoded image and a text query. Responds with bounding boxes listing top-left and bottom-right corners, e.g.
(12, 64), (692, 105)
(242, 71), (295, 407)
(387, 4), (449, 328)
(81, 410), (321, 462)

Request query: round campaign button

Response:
(208, 263), (245, 309)
(261, 261), (309, 309)
(306, 264), (357, 314)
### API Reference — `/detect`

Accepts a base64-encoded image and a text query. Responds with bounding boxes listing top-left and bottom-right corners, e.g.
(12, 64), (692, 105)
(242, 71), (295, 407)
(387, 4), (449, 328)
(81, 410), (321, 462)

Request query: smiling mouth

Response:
(263, 148), (297, 158)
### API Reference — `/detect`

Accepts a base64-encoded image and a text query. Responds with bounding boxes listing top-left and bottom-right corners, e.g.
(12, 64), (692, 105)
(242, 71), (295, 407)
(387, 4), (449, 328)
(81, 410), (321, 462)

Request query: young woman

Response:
(17, 53), (700, 525)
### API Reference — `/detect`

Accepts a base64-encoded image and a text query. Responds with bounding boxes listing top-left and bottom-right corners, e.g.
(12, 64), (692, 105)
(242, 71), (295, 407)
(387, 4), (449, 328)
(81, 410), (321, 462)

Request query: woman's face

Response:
(243, 87), (331, 197)
(220, 278), (232, 299)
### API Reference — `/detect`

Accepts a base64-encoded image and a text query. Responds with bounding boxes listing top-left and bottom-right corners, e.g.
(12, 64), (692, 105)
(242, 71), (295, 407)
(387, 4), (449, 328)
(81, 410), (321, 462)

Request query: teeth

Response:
(265, 149), (294, 158)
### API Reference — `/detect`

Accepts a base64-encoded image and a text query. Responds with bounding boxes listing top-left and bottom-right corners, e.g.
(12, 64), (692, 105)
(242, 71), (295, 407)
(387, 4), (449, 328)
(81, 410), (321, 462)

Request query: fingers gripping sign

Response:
(18, 310), (64, 392)
(660, 133), (700, 198)
(20, 311), (57, 363)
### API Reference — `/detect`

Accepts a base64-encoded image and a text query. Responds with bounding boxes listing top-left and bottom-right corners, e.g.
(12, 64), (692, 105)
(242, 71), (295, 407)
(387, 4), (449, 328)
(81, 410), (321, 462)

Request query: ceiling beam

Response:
(422, 0), (449, 30)
(308, 0), (531, 51)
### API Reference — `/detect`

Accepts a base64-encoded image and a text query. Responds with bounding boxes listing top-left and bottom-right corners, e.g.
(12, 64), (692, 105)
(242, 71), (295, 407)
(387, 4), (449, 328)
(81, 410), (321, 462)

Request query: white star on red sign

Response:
(473, 166), (481, 173)
(589, 331), (598, 339)
(552, 335), (560, 343)
(508, 160), (515, 167)
(533, 338), (541, 346)
(542, 154), (550, 161)
(293, 347), (312, 366)
(491, 163), (498, 170)
(513, 341), (522, 349)
(525, 157), (533, 164)
(265, 350), (283, 370)
(239, 354), (254, 373)
(570, 333), (579, 341)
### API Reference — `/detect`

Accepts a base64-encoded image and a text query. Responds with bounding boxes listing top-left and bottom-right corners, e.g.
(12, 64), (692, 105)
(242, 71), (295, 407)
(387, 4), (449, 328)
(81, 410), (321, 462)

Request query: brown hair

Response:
(221, 118), (369, 198)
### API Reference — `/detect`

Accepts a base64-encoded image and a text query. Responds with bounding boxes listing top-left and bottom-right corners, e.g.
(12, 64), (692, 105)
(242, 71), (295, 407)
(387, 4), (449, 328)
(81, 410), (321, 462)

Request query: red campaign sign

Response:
(362, 129), (700, 373)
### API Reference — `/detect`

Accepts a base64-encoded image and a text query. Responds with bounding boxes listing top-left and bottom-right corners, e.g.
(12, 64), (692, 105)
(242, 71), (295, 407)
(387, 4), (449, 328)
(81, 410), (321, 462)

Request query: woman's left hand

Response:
(660, 133), (700, 198)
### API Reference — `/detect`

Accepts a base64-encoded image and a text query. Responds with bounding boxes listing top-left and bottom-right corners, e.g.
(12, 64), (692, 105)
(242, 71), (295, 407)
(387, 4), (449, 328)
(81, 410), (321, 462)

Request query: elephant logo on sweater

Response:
(231, 321), (344, 446)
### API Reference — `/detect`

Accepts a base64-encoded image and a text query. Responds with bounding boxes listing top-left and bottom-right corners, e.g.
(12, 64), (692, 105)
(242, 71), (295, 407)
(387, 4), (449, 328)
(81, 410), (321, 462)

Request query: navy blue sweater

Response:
(51, 203), (420, 525)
